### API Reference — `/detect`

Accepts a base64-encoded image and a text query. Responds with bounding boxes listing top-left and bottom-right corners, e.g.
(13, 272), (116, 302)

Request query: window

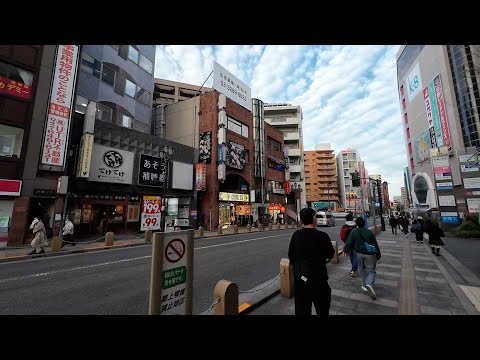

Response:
(125, 79), (136, 98)
(74, 95), (89, 114)
(96, 103), (113, 122)
(122, 114), (133, 128)
(128, 46), (139, 64)
(80, 53), (101, 79)
(135, 87), (151, 106)
(267, 137), (281, 152)
(0, 60), (34, 100)
(101, 64), (115, 86)
(227, 116), (249, 138)
(139, 53), (153, 74)
(0, 124), (24, 157)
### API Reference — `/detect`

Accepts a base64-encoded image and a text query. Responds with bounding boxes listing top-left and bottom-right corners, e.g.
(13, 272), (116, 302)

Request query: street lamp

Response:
(159, 145), (175, 232)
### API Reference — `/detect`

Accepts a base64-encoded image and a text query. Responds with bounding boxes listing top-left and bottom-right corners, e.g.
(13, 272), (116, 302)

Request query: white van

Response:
(316, 211), (335, 227)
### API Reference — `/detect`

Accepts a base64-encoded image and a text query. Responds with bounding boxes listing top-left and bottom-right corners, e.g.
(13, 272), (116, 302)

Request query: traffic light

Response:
(351, 171), (360, 187)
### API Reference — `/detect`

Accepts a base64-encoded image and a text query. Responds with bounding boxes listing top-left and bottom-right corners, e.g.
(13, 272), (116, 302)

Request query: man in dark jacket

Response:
(343, 217), (381, 300)
(288, 207), (335, 315)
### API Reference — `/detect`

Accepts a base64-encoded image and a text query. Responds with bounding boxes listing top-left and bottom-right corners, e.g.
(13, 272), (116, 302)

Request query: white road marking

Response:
(0, 234), (288, 283)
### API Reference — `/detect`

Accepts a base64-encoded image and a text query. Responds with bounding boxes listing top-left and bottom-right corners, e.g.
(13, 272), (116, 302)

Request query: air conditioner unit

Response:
(0, 135), (15, 157)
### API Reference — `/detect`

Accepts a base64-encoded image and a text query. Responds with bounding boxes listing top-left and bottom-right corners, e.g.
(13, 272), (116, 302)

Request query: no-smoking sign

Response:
(164, 238), (185, 263)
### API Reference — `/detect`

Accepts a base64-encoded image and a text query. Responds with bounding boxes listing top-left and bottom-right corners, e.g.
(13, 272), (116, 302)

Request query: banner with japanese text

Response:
(141, 196), (161, 231)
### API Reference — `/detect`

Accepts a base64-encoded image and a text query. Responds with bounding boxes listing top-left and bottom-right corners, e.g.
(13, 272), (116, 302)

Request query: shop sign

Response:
(141, 196), (161, 231)
(88, 145), (134, 184)
(138, 154), (166, 186)
(218, 192), (249, 202)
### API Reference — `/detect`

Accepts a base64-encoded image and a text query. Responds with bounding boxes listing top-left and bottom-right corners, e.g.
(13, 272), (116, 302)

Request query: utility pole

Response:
(377, 178), (385, 231)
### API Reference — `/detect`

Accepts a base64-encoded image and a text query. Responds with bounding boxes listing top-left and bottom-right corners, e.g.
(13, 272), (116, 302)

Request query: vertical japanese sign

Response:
(41, 45), (79, 168)
(423, 85), (437, 149)
(195, 163), (206, 191)
(141, 196), (161, 231)
(434, 74), (451, 148)
(199, 132), (212, 163)
(138, 154), (166, 186)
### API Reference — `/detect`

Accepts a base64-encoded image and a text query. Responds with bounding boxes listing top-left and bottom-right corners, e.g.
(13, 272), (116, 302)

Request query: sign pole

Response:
(185, 229), (194, 315)
(148, 232), (165, 315)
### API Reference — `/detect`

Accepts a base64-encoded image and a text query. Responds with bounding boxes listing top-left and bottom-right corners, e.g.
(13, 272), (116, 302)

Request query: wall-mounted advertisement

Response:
(212, 61), (252, 112)
(414, 130), (432, 164)
(464, 177), (480, 189)
(438, 195), (456, 207)
(167, 198), (179, 217)
(41, 45), (79, 168)
(199, 132), (212, 163)
(138, 154), (166, 186)
(140, 196), (161, 231)
(88, 145), (134, 184)
(225, 139), (246, 170)
(433, 74), (451, 148)
(0, 60), (34, 100)
(195, 163), (206, 191)
(441, 211), (459, 224)
(423, 85), (438, 149)
(467, 198), (480, 213)
(406, 63), (423, 103)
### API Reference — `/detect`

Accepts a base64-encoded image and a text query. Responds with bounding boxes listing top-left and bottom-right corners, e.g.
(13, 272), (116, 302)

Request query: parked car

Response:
(316, 211), (335, 227)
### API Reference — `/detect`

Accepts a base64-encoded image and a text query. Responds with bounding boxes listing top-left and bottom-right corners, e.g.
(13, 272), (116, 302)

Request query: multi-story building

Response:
(401, 186), (409, 209)
(67, 45), (198, 237)
(153, 78), (212, 107)
(304, 144), (340, 211)
(264, 103), (306, 214)
(403, 166), (413, 208)
(382, 181), (390, 212)
(1, 45), (57, 246)
(336, 149), (366, 213)
(397, 45), (480, 214)
(393, 196), (402, 209)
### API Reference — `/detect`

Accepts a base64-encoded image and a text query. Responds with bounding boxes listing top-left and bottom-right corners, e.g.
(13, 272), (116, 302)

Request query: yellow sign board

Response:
(76, 133), (94, 178)
(218, 192), (249, 202)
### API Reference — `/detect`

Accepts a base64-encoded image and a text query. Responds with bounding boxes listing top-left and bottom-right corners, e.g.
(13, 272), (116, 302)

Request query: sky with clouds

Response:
(154, 45), (405, 199)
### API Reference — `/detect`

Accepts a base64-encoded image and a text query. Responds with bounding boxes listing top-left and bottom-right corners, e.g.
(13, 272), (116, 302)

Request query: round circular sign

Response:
(103, 150), (123, 168)
(165, 238), (185, 263)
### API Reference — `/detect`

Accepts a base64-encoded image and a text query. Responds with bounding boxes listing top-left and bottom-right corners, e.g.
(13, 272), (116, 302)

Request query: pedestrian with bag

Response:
(62, 217), (75, 247)
(29, 216), (48, 255)
(288, 207), (335, 315)
(410, 216), (424, 242)
(343, 217), (381, 300)
(424, 219), (445, 256)
(339, 213), (358, 277)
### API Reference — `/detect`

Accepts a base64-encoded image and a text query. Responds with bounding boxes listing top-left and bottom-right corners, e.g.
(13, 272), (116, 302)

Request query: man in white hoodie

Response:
(62, 217), (75, 247)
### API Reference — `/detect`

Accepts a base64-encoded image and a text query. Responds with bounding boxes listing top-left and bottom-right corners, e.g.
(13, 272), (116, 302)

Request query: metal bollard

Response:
(331, 241), (339, 264)
(51, 236), (62, 253)
(105, 232), (114, 246)
(145, 230), (153, 243)
(213, 280), (239, 315)
(247, 224), (251, 232)
(198, 226), (204, 237)
(217, 226), (223, 235)
(280, 258), (294, 298)
(233, 225), (238, 234)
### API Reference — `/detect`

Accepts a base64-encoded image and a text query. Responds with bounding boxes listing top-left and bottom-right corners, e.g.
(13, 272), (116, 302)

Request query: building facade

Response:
(304, 144), (340, 211)
(336, 149), (367, 214)
(264, 103), (306, 214)
(1, 45), (56, 246)
(397, 45), (480, 217)
(401, 186), (409, 209)
(403, 166), (413, 208)
(153, 78), (212, 107)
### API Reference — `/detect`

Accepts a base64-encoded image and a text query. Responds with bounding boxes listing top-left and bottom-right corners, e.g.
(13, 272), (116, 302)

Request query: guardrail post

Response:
(331, 241), (339, 264)
(280, 258), (294, 298)
(145, 230), (153, 243)
(198, 226), (204, 237)
(51, 236), (62, 253)
(284, 223), (288, 230)
(233, 225), (238, 234)
(213, 280), (238, 315)
(105, 232), (114, 246)
(268, 223), (272, 230)
(247, 224), (251, 232)
(217, 226), (222, 235)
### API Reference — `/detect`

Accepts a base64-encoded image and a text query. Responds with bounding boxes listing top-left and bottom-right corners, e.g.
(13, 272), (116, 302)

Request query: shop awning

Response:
(0, 179), (22, 196)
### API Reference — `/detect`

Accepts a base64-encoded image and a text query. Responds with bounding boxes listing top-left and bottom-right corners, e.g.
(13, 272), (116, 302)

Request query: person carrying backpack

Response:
(343, 217), (381, 300)
(340, 213), (358, 277)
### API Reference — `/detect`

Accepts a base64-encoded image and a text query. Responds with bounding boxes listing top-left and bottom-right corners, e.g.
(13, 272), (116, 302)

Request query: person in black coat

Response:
(288, 207), (335, 315)
(389, 215), (398, 235)
(424, 219), (445, 256)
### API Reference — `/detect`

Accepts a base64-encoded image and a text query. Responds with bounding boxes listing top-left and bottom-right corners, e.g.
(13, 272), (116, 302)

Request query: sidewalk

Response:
(247, 231), (480, 315)
(0, 224), (297, 263)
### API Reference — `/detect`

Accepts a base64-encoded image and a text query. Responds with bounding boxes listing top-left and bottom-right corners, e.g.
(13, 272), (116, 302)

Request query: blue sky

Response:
(154, 45), (405, 199)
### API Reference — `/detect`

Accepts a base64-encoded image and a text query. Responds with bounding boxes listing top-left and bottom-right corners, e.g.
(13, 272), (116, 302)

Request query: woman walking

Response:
(29, 216), (48, 255)
(424, 219), (445, 256)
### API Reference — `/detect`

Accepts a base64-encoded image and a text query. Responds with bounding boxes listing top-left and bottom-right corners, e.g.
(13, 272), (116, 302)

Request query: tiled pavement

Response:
(248, 231), (480, 315)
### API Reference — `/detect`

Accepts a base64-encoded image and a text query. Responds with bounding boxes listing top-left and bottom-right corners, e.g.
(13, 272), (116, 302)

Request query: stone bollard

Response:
(233, 225), (238, 234)
(331, 241), (339, 264)
(213, 280), (239, 315)
(198, 226), (204, 237)
(276, 224), (281, 230)
(284, 223), (288, 230)
(105, 232), (114, 246)
(145, 230), (153, 243)
(51, 236), (62, 253)
(280, 258), (294, 298)
(217, 226), (223, 235)
(268, 223), (272, 230)
(259, 224), (263, 231)
(247, 224), (251, 232)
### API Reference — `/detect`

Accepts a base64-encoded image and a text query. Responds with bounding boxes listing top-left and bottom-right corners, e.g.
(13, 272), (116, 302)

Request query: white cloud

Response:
(154, 45), (405, 198)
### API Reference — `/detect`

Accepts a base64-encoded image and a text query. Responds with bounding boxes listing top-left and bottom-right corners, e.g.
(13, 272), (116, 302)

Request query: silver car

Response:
(316, 211), (335, 227)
